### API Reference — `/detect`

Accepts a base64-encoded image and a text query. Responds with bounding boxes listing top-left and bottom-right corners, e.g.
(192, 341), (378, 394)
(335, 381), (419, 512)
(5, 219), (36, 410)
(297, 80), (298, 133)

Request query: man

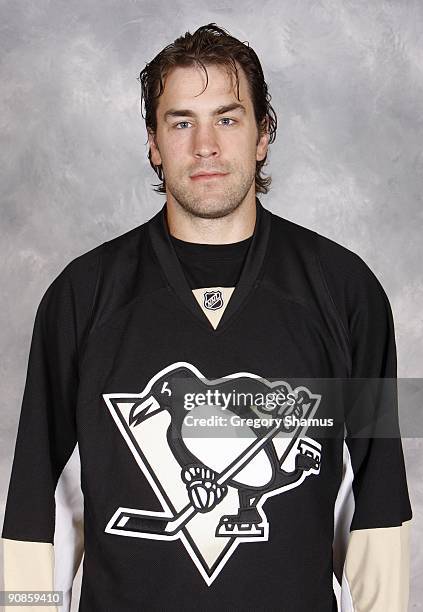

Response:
(2, 23), (412, 612)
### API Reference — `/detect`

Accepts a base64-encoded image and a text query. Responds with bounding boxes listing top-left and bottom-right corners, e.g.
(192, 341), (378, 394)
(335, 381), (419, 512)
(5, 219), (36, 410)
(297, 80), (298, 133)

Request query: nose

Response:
(192, 124), (220, 158)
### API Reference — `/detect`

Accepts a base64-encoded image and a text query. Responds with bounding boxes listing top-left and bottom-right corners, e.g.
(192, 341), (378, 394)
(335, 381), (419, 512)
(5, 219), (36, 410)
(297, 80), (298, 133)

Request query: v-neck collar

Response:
(147, 197), (272, 334)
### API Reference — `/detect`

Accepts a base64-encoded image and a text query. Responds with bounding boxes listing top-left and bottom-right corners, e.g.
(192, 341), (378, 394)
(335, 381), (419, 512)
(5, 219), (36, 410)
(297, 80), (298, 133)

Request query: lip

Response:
(190, 172), (228, 180)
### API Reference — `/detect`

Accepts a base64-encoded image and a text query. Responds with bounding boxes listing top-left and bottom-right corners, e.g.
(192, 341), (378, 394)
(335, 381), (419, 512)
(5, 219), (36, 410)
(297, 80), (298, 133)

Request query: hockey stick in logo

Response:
(109, 418), (315, 538)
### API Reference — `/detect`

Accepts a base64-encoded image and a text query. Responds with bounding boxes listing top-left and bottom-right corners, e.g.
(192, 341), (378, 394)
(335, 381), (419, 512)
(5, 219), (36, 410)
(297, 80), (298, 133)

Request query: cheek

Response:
(162, 135), (188, 163)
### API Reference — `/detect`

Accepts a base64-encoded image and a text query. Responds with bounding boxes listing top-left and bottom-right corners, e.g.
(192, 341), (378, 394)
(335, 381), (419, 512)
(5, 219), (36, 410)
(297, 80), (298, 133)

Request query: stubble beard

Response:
(165, 166), (256, 220)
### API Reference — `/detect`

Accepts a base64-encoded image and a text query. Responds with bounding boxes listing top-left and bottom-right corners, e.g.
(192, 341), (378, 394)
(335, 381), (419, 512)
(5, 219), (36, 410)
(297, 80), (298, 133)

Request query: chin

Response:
(167, 180), (249, 219)
(185, 199), (241, 220)
(192, 208), (233, 220)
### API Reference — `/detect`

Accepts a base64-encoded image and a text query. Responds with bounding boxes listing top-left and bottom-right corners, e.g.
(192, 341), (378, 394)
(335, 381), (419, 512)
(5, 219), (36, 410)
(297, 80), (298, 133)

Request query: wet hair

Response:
(138, 23), (277, 194)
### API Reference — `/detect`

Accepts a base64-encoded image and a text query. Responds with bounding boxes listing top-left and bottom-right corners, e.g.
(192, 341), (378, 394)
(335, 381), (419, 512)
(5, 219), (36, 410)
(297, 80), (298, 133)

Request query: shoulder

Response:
(31, 220), (153, 357)
(51, 216), (152, 291)
(65, 222), (148, 281)
(270, 210), (389, 303)
(267, 210), (394, 352)
(37, 220), (149, 322)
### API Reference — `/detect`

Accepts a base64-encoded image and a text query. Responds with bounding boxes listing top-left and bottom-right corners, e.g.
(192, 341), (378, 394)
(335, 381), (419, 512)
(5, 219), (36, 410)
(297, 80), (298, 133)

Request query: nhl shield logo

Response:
(103, 362), (322, 586)
(203, 290), (223, 310)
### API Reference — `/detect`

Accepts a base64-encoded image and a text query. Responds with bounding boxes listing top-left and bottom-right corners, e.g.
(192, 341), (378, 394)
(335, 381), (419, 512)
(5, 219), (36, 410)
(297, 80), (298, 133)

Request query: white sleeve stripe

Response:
(333, 440), (355, 583)
(53, 442), (84, 612)
(341, 569), (355, 611)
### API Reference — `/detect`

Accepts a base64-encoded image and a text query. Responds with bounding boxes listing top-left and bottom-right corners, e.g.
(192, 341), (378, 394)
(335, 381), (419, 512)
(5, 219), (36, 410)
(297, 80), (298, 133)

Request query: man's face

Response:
(148, 62), (269, 219)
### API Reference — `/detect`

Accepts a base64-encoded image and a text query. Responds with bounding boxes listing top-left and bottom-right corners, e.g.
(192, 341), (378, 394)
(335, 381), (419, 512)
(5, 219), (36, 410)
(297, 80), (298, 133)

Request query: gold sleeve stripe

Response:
(341, 519), (411, 612)
(2, 538), (58, 612)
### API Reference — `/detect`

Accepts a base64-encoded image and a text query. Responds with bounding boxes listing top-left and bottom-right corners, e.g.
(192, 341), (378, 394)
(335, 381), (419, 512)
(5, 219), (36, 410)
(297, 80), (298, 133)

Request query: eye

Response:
(175, 121), (191, 129)
(174, 118), (237, 129)
(219, 117), (236, 126)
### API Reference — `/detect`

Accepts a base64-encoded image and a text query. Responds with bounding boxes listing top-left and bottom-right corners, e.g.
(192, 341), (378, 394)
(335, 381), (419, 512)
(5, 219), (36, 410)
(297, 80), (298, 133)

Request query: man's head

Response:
(138, 23), (277, 219)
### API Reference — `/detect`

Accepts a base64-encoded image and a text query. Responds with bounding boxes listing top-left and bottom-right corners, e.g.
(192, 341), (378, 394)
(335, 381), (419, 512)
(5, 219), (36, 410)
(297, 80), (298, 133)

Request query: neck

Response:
(165, 196), (257, 244)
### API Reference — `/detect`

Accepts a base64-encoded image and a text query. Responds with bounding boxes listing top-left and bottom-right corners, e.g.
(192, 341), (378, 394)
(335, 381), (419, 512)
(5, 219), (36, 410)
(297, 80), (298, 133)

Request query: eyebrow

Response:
(163, 102), (247, 122)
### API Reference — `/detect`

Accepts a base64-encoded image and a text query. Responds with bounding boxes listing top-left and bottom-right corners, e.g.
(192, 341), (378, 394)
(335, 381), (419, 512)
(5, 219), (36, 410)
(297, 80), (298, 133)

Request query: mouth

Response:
(190, 173), (229, 181)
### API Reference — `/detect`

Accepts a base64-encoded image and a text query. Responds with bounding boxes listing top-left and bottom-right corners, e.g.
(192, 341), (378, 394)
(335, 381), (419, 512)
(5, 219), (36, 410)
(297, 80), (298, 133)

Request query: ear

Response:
(148, 129), (162, 166)
(256, 117), (270, 162)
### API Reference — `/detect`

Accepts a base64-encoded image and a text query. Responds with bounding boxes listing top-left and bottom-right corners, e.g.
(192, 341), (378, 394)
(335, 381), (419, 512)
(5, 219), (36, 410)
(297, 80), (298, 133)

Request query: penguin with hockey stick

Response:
(105, 362), (321, 538)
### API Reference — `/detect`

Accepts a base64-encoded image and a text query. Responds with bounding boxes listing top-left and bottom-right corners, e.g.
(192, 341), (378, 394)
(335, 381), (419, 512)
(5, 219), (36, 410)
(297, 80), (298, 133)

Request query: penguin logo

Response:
(203, 290), (223, 310)
(103, 362), (322, 586)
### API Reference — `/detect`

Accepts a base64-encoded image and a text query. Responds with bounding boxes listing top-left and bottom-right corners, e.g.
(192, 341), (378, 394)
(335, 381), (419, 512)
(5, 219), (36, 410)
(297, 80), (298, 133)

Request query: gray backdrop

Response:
(1, 1), (422, 609)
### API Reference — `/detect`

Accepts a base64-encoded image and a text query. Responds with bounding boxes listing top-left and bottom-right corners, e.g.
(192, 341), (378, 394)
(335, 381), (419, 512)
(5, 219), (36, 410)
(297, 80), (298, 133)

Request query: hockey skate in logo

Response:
(203, 289), (223, 310)
(103, 362), (322, 586)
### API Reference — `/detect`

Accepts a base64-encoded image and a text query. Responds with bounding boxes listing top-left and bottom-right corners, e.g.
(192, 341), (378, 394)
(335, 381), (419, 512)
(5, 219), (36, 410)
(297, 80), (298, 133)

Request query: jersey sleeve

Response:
(1, 252), (100, 612)
(317, 238), (413, 611)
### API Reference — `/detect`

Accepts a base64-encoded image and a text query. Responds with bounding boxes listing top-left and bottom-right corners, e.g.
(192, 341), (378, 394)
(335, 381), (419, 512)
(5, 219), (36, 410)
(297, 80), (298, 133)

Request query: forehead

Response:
(156, 62), (252, 114)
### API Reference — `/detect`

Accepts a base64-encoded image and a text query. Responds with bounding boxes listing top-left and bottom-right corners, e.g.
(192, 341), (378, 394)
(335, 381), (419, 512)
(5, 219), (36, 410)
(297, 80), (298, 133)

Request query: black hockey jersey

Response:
(2, 198), (412, 611)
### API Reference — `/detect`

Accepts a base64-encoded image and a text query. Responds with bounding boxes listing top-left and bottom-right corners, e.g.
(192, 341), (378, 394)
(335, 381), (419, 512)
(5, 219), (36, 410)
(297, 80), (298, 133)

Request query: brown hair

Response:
(138, 23), (278, 195)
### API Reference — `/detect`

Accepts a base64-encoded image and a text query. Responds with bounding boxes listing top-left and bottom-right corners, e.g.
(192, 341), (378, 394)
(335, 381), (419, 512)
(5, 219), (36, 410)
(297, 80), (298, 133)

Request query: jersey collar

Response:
(147, 196), (272, 334)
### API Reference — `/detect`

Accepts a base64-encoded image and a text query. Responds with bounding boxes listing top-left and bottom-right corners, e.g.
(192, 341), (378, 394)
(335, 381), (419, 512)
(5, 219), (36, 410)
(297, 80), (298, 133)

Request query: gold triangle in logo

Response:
(192, 286), (235, 330)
